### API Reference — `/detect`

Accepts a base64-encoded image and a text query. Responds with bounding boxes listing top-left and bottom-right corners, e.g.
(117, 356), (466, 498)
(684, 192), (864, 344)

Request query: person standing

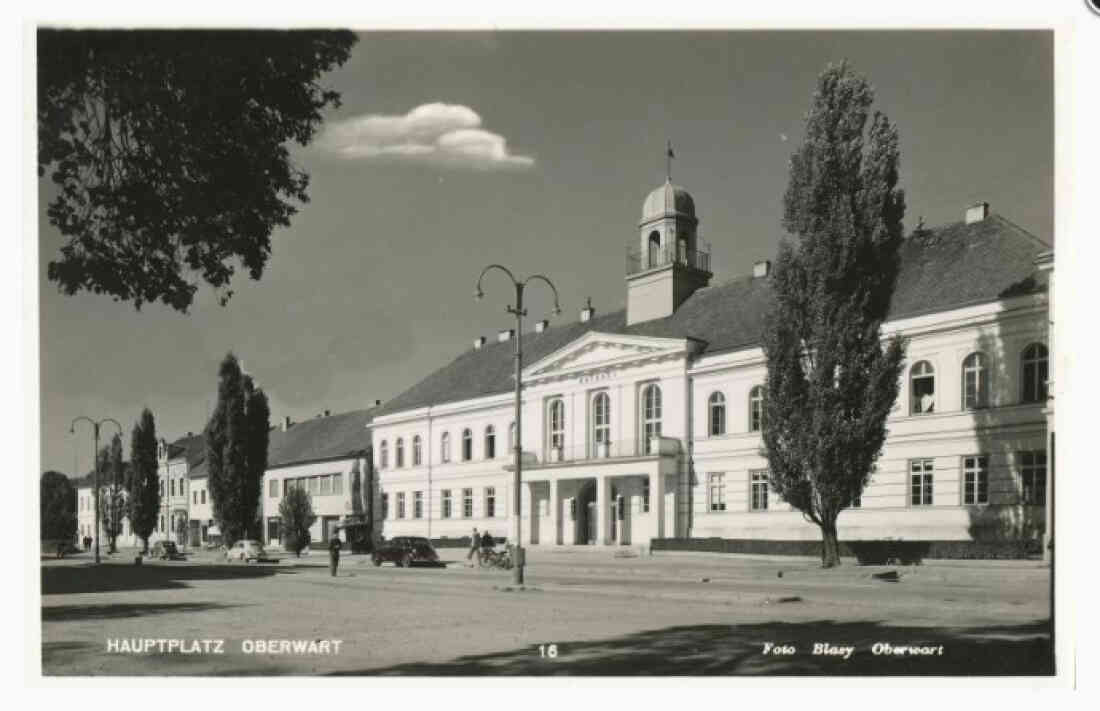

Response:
(328, 534), (342, 577)
(467, 527), (480, 566)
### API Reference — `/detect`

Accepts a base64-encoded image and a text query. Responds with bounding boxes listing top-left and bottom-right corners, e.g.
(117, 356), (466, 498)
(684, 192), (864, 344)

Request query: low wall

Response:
(650, 537), (1042, 561)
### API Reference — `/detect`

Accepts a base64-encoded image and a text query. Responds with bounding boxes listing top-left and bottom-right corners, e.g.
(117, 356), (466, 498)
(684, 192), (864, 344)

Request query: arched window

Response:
(962, 352), (989, 410)
(910, 361), (935, 414)
(412, 435), (422, 466)
(1021, 343), (1049, 404)
(440, 432), (451, 463)
(647, 231), (661, 268)
(642, 384), (662, 454)
(378, 440), (388, 469)
(484, 426), (496, 460)
(709, 392), (726, 436)
(749, 386), (764, 432)
(462, 428), (473, 461)
(395, 437), (405, 468)
(548, 399), (565, 451)
(592, 392), (611, 456)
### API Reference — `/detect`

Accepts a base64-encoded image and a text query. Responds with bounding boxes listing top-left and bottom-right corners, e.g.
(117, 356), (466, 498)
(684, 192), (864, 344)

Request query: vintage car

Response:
(150, 540), (185, 560)
(225, 539), (267, 563)
(371, 536), (440, 567)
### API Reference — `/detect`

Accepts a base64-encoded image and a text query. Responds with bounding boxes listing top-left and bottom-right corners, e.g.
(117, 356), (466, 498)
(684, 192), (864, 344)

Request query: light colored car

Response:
(226, 539), (266, 562)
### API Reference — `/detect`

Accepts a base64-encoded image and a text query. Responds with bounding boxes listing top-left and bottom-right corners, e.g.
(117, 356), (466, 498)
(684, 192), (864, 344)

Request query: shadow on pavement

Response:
(42, 562), (298, 595)
(43, 601), (243, 622)
(330, 619), (1052, 676)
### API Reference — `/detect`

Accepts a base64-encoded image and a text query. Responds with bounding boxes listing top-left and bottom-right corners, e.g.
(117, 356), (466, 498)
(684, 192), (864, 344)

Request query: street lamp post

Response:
(476, 265), (561, 586)
(70, 417), (123, 565)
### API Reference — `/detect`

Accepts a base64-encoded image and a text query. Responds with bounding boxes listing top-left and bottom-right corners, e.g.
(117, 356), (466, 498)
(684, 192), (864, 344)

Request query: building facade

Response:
(370, 180), (1052, 551)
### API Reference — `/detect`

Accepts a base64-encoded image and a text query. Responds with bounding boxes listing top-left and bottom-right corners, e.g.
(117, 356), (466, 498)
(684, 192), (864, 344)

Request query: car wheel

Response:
(372, 555), (382, 567)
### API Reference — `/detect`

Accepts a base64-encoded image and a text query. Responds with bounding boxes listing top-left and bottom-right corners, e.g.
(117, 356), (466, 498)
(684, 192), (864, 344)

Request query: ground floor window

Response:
(962, 455), (989, 505)
(266, 517), (281, 543)
(381, 493), (389, 520)
(462, 488), (473, 518)
(1020, 450), (1047, 505)
(642, 478), (650, 513)
(910, 459), (934, 506)
(750, 470), (769, 511)
(708, 473), (726, 512)
(442, 489), (452, 518)
(485, 487), (496, 518)
(413, 491), (423, 519)
(396, 492), (406, 519)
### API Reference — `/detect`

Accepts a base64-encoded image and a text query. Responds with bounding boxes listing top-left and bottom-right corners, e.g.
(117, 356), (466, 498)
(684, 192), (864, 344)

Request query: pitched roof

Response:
(376, 214), (1049, 418)
(266, 407), (377, 469)
(167, 433), (206, 469)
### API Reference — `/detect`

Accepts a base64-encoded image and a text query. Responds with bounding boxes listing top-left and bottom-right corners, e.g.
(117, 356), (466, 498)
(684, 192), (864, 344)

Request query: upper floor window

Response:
(484, 426), (496, 460)
(910, 361), (935, 414)
(461, 428), (473, 461)
(592, 392), (611, 454)
(395, 438), (405, 468)
(413, 491), (423, 519)
(1020, 450), (1047, 505)
(1021, 343), (1049, 404)
(548, 399), (565, 451)
(962, 353), (989, 410)
(709, 392), (726, 436)
(412, 435), (422, 466)
(485, 487), (496, 518)
(642, 384), (662, 454)
(462, 488), (474, 518)
(749, 386), (765, 432)
(378, 440), (388, 469)
(396, 492), (406, 519)
(440, 432), (451, 463)
(269, 479), (278, 498)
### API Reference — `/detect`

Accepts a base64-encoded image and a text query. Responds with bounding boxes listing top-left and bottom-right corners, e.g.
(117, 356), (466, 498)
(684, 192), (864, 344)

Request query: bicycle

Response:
(478, 545), (514, 570)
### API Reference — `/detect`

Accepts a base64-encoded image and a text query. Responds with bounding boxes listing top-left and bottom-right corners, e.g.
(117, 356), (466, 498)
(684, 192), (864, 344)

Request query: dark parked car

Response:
(150, 540), (185, 560)
(371, 536), (440, 567)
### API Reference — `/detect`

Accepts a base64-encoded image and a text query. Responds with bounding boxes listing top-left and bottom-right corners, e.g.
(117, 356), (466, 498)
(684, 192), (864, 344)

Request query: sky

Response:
(37, 30), (1053, 477)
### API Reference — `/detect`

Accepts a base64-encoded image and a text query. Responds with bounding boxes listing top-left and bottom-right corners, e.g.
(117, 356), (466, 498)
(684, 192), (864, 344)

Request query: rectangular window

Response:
(160, 515), (165, 532)
(962, 455), (989, 505)
(485, 487), (496, 518)
(381, 493), (389, 520)
(201, 489), (206, 504)
(396, 492), (406, 519)
(171, 479), (175, 497)
(462, 488), (474, 518)
(413, 491), (423, 519)
(750, 470), (769, 511)
(320, 475), (332, 496)
(269, 479), (278, 498)
(1020, 450), (1047, 505)
(642, 479), (650, 513)
(910, 459), (934, 506)
(308, 476), (319, 495)
(332, 474), (342, 495)
(283, 479), (290, 496)
(708, 473), (726, 512)
(193, 491), (197, 504)
(442, 489), (452, 519)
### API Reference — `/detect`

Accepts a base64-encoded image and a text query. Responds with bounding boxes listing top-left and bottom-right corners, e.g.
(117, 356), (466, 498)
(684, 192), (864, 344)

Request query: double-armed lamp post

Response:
(70, 416), (123, 564)
(475, 265), (561, 586)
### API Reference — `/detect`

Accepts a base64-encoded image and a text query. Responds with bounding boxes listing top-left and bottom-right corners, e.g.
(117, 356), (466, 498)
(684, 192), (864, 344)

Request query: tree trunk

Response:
(820, 520), (841, 568)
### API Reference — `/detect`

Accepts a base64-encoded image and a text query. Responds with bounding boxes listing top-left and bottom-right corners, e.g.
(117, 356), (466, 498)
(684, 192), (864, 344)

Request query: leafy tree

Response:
(128, 408), (159, 553)
(279, 487), (316, 558)
(40, 471), (77, 542)
(350, 457), (364, 517)
(761, 61), (907, 568)
(98, 434), (127, 553)
(206, 353), (269, 544)
(37, 29), (357, 311)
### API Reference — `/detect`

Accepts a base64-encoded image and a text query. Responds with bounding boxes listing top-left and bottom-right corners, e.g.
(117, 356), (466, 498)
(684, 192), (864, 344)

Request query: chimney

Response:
(186, 431), (193, 438)
(374, 399), (382, 407)
(965, 201), (990, 224)
(497, 329), (514, 342)
(281, 416), (292, 432)
(534, 319), (549, 333)
(323, 409), (330, 417)
(474, 336), (487, 349)
(580, 297), (595, 323)
(752, 260), (771, 278)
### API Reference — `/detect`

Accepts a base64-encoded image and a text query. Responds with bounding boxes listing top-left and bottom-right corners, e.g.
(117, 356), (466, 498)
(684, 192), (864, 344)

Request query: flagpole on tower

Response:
(666, 140), (674, 182)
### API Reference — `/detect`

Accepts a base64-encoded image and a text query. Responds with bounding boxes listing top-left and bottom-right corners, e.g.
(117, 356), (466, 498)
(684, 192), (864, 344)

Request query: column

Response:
(598, 476), (612, 545)
(549, 478), (559, 546)
(524, 481), (535, 545)
(652, 473), (663, 540)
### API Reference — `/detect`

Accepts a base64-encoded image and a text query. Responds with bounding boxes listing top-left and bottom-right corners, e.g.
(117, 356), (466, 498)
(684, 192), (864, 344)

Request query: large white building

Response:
(370, 179), (1053, 555)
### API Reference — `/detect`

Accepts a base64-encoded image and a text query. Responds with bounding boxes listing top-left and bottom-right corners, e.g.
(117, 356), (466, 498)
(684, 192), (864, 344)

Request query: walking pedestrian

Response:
(329, 534), (342, 577)
(467, 527), (480, 566)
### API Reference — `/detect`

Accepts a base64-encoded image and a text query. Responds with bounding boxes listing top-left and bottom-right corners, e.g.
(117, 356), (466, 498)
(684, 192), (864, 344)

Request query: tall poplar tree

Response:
(128, 407), (160, 553)
(761, 61), (907, 568)
(350, 457), (364, 517)
(99, 434), (126, 553)
(206, 353), (269, 544)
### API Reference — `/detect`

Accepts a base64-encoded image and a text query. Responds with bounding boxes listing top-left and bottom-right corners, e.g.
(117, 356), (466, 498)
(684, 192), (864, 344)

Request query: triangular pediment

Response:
(522, 331), (690, 382)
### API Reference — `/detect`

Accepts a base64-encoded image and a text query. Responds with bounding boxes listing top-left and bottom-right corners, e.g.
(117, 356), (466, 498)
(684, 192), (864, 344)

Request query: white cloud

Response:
(317, 102), (534, 170)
